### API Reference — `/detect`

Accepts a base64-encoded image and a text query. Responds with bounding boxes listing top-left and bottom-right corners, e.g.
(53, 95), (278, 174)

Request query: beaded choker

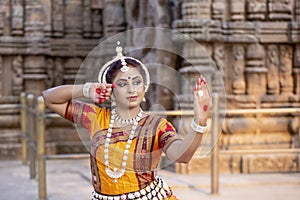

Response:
(104, 108), (143, 183)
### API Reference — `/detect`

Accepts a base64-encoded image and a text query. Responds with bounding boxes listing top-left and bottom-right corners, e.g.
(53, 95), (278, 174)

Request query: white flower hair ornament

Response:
(98, 41), (150, 92)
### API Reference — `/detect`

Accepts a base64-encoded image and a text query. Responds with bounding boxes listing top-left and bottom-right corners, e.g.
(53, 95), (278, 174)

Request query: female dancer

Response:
(43, 44), (211, 200)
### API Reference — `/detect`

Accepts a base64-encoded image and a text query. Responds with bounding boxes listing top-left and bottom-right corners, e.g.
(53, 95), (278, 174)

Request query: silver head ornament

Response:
(98, 41), (150, 92)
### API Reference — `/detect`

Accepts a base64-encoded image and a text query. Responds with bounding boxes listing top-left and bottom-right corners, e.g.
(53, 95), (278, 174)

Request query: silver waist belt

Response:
(91, 176), (172, 200)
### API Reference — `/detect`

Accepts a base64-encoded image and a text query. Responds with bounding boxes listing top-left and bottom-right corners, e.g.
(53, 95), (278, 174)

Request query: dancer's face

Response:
(112, 66), (145, 110)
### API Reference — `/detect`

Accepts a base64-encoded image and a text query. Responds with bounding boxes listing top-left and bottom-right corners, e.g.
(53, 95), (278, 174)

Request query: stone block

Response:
(242, 154), (299, 173)
(258, 22), (290, 43)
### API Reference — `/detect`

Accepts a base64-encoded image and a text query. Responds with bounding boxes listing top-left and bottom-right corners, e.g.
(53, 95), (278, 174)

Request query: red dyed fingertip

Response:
(96, 88), (101, 94)
(98, 98), (105, 104)
(194, 85), (198, 91)
(112, 84), (117, 88)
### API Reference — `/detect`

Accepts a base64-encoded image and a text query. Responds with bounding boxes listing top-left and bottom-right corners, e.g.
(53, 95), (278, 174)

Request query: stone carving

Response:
(266, 45), (280, 95)
(213, 44), (225, 77)
(294, 44), (300, 94)
(212, 0), (226, 21)
(12, 55), (23, 95)
(268, 0), (293, 21)
(64, 0), (82, 37)
(103, 0), (125, 37)
(52, 0), (64, 37)
(54, 58), (64, 86)
(296, 0), (300, 21)
(0, 10), (4, 35)
(24, 0), (44, 36)
(230, 0), (246, 21)
(0, 0), (10, 36)
(91, 0), (104, 9)
(245, 44), (267, 95)
(279, 45), (293, 94)
(91, 9), (102, 38)
(45, 58), (54, 88)
(181, 0), (212, 20)
(83, 0), (92, 38)
(246, 0), (267, 21)
(11, 0), (24, 36)
(83, 0), (103, 38)
(232, 45), (246, 95)
(0, 56), (2, 96)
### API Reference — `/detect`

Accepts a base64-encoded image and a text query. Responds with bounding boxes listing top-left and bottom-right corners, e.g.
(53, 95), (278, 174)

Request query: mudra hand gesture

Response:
(192, 75), (211, 132)
(83, 83), (115, 104)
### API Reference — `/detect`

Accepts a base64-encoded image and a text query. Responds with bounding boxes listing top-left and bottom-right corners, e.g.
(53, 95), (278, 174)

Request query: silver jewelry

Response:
(115, 110), (141, 125)
(198, 89), (204, 97)
(104, 108), (143, 183)
(83, 82), (91, 98)
(191, 118), (207, 133)
(98, 41), (150, 92)
(120, 57), (129, 72)
(92, 177), (171, 200)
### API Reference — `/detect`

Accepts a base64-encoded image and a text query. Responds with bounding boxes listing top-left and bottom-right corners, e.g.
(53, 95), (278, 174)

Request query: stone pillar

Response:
(246, 0), (267, 21)
(12, 55), (24, 95)
(268, 0), (293, 21)
(11, 0), (24, 36)
(41, 0), (52, 37)
(0, 0), (11, 36)
(64, 0), (83, 38)
(91, 1), (103, 38)
(83, 0), (103, 38)
(0, 56), (3, 96)
(52, 0), (64, 37)
(83, 0), (92, 38)
(293, 44), (300, 94)
(212, 0), (227, 21)
(279, 45), (293, 94)
(245, 44), (267, 95)
(25, 0), (45, 36)
(24, 56), (46, 95)
(296, 0), (300, 22)
(182, 0), (212, 20)
(231, 45), (246, 95)
(103, 0), (126, 38)
(230, 0), (245, 21)
(266, 45), (280, 95)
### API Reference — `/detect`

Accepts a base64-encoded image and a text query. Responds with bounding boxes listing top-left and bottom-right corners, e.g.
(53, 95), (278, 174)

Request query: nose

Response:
(127, 82), (135, 94)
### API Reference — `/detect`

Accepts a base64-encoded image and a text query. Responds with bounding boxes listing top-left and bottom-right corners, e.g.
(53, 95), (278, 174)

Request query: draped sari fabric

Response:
(65, 100), (180, 199)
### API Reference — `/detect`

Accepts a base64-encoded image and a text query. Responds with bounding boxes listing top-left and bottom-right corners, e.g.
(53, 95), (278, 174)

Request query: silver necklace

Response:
(104, 108), (143, 183)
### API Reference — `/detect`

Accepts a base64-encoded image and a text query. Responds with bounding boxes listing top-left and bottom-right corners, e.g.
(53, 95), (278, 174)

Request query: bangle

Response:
(191, 118), (207, 133)
(83, 82), (91, 98)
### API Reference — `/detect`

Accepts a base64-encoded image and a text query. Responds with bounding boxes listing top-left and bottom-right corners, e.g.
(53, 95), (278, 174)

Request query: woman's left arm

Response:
(165, 75), (211, 163)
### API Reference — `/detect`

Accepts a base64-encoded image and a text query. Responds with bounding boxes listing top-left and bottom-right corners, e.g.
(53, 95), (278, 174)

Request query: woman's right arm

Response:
(42, 83), (114, 117)
(42, 85), (84, 117)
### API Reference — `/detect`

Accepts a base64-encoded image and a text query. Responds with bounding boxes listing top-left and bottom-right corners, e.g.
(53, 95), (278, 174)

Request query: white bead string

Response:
(104, 108), (143, 183)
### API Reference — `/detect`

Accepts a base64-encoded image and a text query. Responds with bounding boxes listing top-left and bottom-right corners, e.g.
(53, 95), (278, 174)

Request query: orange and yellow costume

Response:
(65, 100), (180, 199)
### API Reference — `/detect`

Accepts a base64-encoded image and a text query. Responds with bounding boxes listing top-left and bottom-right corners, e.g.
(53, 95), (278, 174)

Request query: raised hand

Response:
(193, 75), (211, 126)
(88, 83), (116, 104)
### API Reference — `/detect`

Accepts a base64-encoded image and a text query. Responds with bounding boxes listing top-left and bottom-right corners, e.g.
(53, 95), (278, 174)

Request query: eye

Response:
(117, 82), (127, 87)
(133, 79), (142, 85)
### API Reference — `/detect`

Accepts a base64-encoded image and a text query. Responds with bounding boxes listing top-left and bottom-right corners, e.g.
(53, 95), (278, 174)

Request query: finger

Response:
(197, 75), (207, 86)
(98, 97), (105, 104)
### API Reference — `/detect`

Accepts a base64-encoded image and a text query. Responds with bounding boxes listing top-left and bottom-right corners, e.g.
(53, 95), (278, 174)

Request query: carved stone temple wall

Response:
(0, 0), (299, 174)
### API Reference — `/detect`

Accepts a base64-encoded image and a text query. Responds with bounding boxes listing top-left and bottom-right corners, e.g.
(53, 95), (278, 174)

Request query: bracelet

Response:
(83, 82), (91, 98)
(191, 118), (207, 133)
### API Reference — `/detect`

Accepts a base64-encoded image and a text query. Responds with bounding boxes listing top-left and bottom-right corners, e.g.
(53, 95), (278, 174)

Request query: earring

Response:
(142, 97), (146, 102)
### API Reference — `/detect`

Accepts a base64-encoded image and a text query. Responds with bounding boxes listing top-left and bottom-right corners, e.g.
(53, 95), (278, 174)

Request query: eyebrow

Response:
(116, 75), (141, 82)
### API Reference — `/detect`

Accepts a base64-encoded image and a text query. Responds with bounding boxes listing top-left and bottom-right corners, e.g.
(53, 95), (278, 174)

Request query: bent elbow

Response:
(176, 156), (192, 164)
(42, 90), (50, 105)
